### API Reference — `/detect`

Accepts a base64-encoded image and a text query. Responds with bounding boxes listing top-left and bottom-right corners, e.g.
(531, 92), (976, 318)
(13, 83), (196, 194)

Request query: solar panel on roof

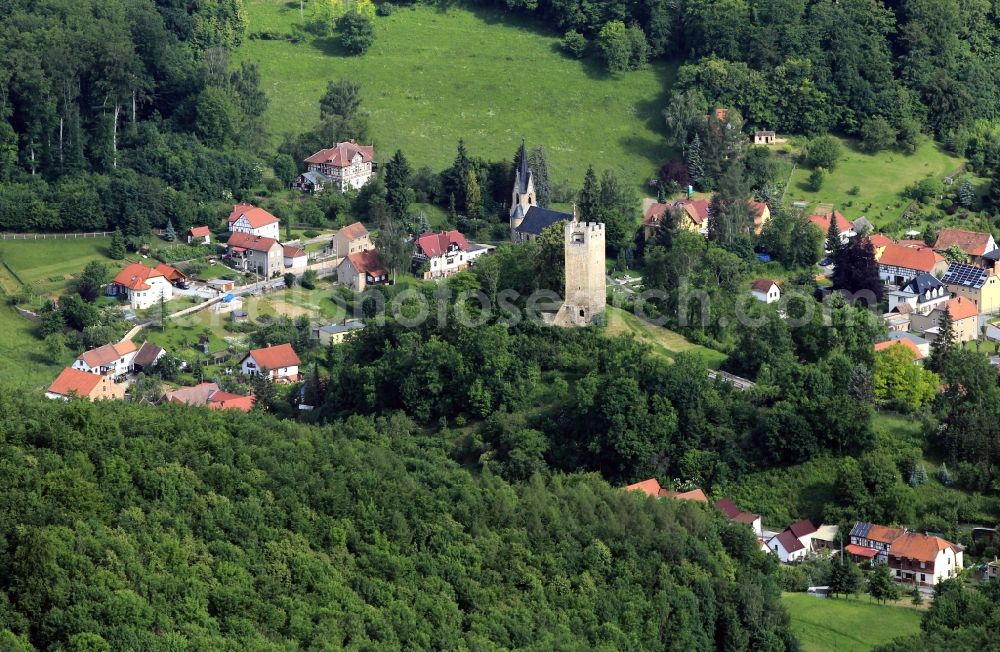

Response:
(943, 263), (987, 288)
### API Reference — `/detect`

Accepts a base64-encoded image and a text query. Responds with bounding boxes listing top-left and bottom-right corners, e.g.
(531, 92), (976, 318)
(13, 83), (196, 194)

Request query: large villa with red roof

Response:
(110, 262), (185, 310)
(228, 203), (280, 241)
(296, 140), (375, 193)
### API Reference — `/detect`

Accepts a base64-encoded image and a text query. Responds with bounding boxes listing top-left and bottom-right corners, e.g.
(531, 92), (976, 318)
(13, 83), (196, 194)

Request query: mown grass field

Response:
(605, 306), (726, 368)
(783, 137), (964, 227)
(782, 593), (921, 652)
(0, 237), (114, 299)
(235, 2), (675, 187)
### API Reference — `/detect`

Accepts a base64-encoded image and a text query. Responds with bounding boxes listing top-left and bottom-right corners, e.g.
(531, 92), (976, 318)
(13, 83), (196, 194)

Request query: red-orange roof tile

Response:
(227, 232), (280, 252)
(878, 243), (944, 273)
(338, 221), (369, 241)
(228, 203), (279, 228)
(415, 230), (470, 258)
(934, 227), (994, 257)
(889, 532), (957, 563)
(946, 296), (978, 321)
(874, 339), (924, 360)
(48, 367), (103, 396)
(625, 478), (661, 498)
(188, 226), (210, 237)
(346, 249), (387, 276)
(808, 211), (853, 234)
(245, 343), (301, 370)
(304, 141), (374, 168)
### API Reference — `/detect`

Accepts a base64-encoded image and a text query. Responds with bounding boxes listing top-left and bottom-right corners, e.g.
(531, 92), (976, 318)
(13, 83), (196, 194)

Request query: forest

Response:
(0, 392), (795, 651)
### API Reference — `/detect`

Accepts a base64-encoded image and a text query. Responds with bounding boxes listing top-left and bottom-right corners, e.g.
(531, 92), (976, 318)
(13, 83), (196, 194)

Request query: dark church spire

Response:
(515, 140), (530, 194)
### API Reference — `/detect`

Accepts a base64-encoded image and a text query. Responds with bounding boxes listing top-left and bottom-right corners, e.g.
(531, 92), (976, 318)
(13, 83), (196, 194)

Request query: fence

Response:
(1, 231), (114, 240)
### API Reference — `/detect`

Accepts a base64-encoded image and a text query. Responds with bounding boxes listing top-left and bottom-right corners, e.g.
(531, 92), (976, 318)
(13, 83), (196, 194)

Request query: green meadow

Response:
(235, 1), (675, 187)
(784, 137), (964, 226)
(782, 592), (921, 652)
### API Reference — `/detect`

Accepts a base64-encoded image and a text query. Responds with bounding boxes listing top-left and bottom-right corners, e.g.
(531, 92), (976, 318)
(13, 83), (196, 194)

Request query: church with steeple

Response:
(510, 142), (573, 243)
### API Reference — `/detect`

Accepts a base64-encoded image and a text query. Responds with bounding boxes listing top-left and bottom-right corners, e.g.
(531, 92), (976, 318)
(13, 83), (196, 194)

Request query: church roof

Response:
(516, 206), (572, 235)
(515, 141), (531, 194)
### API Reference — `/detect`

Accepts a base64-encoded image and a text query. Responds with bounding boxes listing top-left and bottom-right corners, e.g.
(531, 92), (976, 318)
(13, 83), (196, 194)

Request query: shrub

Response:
(376, 2), (393, 16)
(303, 229), (320, 238)
(807, 168), (825, 192)
(338, 11), (375, 55)
(860, 116), (896, 153)
(561, 30), (586, 58)
(805, 136), (841, 170)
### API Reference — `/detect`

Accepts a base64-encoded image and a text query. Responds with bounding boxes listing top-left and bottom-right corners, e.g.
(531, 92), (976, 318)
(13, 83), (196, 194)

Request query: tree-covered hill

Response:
(0, 392), (794, 651)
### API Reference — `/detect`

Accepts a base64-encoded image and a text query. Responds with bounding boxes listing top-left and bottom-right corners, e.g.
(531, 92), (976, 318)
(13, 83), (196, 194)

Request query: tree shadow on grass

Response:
(310, 36), (351, 57)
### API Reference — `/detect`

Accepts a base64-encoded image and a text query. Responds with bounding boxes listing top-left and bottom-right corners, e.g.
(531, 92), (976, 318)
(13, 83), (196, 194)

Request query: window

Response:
(920, 573), (925, 582)
(920, 562), (925, 569)
(896, 570), (901, 577)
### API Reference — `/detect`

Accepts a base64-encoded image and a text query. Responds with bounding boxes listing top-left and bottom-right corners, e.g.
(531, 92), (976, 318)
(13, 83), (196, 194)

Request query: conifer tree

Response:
(578, 165), (600, 222)
(529, 145), (551, 208)
(825, 212), (841, 256)
(109, 228), (126, 260)
(465, 169), (482, 218)
(831, 236), (883, 302)
(958, 178), (975, 208)
(928, 307), (956, 372)
(385, 149), (413, 221)
(685, 133), (706, 189)
(164, 220), (176, 242)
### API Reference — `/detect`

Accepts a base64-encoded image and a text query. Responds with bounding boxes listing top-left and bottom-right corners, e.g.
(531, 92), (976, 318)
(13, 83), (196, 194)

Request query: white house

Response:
(878, 243), (948, 287)
(750, 278), (780, 304)
(109, 263), (179, 310)
(888, 532), (964, 587)
(767, 521), (817, 563)
(186, 226), (211, 245)
(887, 273), (950, 315)
(228, 203), (280, 241)
(847, 522), (905, 564)
(414, 230), (472, 280)
(240, 343), (301, 382)
(302, 141), (375, 193)
(72, 340), (138, 377)
(283, 245), (308, 273)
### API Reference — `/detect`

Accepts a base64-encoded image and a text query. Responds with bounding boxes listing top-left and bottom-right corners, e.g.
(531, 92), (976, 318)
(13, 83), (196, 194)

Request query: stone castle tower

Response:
(509, 141), (536, 236)
(553, 219), (606, 327)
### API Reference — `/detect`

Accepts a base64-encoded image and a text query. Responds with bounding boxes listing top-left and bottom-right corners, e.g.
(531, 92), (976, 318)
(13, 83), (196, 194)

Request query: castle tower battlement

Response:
(554, 219), (606, 327)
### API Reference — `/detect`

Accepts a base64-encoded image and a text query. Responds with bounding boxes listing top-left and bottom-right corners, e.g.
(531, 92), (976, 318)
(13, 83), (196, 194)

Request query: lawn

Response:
(782, 592), (921, 652)
(0, 301), (67, 388)
(604, 306), (727, 368)
(0, 237), (115, 300)
(784, 138), (964, 227)
(235, 2), (675, 188)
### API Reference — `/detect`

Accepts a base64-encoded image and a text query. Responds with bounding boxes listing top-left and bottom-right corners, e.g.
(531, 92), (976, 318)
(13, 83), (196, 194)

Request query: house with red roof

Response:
(624, 478), (710, 503)
(715, 497), (762, 536)
(283, 245), (308, 273)
(750, 278), (780, 304)
(228, 203), (280, 240)
(642, 201), (671, 241)
(226, 232), (284, 277)
(888, 531), (963, 586)
(337, 249), (388, 291)
(414, 230), (473, 280)
(298, 140), (375, 193)
(110, 263), (181, 309)
(750, 201), (771, 234)
(877, 243), (948, 286)
(164, 382), (254, 412)
(186, 226), (211, 245)
(46, 367), (125, 401)
(674, 199), (710, 235)
(808, 211), (854, 246)
(848, 521), (906, 564)
(332, 222), (374, 258)
(766, 520), (818, 563)
(71, 340), (139, 377)
(240, 343), (301, 382)
(933, 227), (996, 265)
(916, 296), (979, 343)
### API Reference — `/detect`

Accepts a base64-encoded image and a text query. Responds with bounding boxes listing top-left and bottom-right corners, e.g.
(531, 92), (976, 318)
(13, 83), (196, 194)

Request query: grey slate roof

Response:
(515, 206), (572, 235)
(942, 263), (989, 289)
(319, 321), (365, 335)
(887, 331), (929, 347)
(983, 249), (1000, 262)
(902, 273), (944, 295)
(299, 170), (329, 185)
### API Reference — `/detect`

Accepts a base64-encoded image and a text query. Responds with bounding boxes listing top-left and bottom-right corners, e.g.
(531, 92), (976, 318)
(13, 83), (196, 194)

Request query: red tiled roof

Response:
(946, 296), (978, 321)
(48, 367), (103, 397)
(869, 234), (894, 248)
(77, 340), (137, 368)
(188, 226), (210, 237)
(845, 544), (878, 558)
(227, 232), (280, 253)
(154, 263), (185, 283)
(658, 488), (710, 503)
(415, 230), (470, 258)
(625, 478), (661, 498)
(643, 202), (669, 227)
(207, 391), (254, 412)
(228, 203), (279, 228)
(751, 278), (778, 293)
(113, 263), (167, 291)
(864, 524), (906, 545)
(934, 227), (994, 257)
(304, 141), (375, 168)
(889, 532), (957, 563)
(715, 497), (741, 519)
(878, 243), (944, 273)
(875, 339), (924, 360)
(283, 245), (306, 258)
(808, 211), (852, 234)
(680, 200), (710, 225)
(346, 249), (387, 276)
(788, 519), (817, 539)
(339, 221), (369, 241)
(245, 343), (301, 370)
(774, 529), (805, 553)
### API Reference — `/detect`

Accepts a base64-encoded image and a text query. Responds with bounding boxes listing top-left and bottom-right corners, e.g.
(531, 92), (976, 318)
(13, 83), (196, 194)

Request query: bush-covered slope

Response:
(0, 393), (793, 651)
